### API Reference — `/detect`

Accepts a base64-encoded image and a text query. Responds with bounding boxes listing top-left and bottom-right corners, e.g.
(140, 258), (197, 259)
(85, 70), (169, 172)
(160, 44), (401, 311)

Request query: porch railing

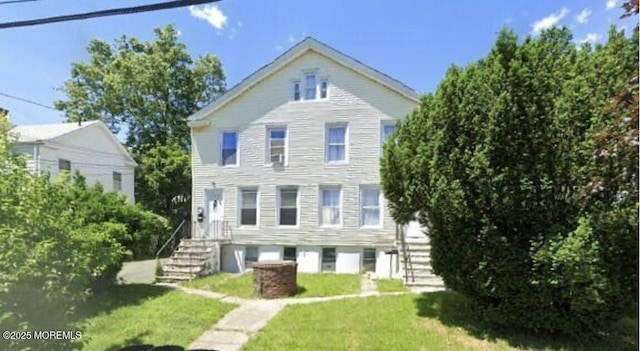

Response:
(206, 219), (232, 241)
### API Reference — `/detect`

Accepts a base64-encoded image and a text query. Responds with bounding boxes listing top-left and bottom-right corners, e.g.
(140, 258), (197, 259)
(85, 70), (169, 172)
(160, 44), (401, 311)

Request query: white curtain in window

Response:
(361, 188), (380, 226)
(321, 189), (341, 225)
(327, 127), (345, 161)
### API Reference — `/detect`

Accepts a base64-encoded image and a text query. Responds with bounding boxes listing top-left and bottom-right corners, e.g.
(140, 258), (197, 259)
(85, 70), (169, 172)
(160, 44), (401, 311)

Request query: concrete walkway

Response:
(157, 280), (414, 351)
(117, 259), (166, 284)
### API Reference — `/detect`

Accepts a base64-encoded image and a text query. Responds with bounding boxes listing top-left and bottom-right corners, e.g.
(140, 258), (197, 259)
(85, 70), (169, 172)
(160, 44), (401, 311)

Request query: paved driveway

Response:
(117, 259), (166, 284)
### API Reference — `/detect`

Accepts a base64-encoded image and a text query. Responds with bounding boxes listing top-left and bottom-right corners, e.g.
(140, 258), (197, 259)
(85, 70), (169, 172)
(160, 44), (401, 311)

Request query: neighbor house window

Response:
(240, 189), (258, 226)
(293, 81), (301, 101)
(278, 188), (298, 226)
(245, 246), (258, 268)
(113, 171), (122, 192)
(268, 127), (287, 164)
(221, 131), (238, 166)
(325, 124), (347, 163)
(304, 74), (317, 100)
(284, 247), (297, 262)
(58, 159), (71, 172)
(320, 79), (328, 99)
(322, 247), (336, 272)
(320, 187), (341, 226)
(360, 186), (382, 227)
(381, 122), (396, 154)
(363, 248), (376, 272)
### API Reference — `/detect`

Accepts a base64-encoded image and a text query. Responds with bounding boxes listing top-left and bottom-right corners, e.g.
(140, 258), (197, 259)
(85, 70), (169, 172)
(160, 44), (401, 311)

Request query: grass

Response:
(75, 284), (236, 351)
(243, 291), (638, 351)
(375, 279), (407, 293)
(184, 272), (362, 298)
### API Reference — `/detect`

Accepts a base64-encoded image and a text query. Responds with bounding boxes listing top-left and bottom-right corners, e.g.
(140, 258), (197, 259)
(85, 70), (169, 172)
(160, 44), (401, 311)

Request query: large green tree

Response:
(381, 26), (638, 336)
(56, 24), (226, 226)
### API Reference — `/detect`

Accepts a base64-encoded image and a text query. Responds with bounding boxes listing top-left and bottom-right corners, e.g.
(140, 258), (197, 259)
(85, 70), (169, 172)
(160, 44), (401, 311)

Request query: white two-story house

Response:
(11, 120), (137, 203)
(187, 37), (429, 280)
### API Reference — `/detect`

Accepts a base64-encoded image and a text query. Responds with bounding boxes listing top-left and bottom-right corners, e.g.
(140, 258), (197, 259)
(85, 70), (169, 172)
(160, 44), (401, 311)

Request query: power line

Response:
(0, 0), (222, 29)
(0, 91), (57, 110)
(0, 0), (39, 5)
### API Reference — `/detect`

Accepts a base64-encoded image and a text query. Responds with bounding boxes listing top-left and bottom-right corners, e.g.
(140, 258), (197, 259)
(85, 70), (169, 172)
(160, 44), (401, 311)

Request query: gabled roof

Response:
(188, 37), (420, 123)
(11, 120), (137, 166)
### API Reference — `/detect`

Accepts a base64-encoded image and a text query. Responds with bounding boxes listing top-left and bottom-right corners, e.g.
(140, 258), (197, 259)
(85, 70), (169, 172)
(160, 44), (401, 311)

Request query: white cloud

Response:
(531, 7), (570, 34)
(189, 5), (228, 30)
(288, 34), (295, 43)
(580, 33), (602, 44)
(575, 9), (592, 24)
(606, 0), (617, 10)
(237, 21), (243, 28)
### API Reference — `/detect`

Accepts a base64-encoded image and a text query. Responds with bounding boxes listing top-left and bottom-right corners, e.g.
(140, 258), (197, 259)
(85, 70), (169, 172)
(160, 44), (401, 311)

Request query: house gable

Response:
(187, 37), (419, 126)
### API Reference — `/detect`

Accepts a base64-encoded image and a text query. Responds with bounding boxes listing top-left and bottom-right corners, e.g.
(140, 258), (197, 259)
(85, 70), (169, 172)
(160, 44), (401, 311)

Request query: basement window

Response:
(363, 248), (376, 272)
(283, 247), (297, 262)
(321, 247), (336, 272)
(245, 246), (258, 269)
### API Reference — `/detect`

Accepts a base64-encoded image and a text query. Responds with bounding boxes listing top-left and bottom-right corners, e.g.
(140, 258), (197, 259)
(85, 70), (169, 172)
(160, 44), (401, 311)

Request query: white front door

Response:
(205, 189), (224, 239)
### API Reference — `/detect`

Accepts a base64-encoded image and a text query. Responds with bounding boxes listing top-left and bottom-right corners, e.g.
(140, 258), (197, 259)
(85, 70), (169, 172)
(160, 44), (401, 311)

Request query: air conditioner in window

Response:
(271, 154), (285, 164)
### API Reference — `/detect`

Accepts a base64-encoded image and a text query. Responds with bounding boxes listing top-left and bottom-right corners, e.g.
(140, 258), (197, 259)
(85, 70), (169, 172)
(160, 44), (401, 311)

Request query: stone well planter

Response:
(252, 261), (298, 298)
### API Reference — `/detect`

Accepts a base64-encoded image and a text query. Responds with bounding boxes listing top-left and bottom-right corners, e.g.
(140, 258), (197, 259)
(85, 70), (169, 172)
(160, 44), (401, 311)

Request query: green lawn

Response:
(374, 279), (407, 293)
(243, 291), (638, 351)
(76, 284), (236, 351)
(184, 272), (362, 298)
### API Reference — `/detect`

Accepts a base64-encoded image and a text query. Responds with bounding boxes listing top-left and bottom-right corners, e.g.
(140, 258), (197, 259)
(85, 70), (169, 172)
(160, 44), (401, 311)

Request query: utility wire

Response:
(0, 0), (222, 29)
(0, 0), (39, 5)
(0, 91), (57, 110)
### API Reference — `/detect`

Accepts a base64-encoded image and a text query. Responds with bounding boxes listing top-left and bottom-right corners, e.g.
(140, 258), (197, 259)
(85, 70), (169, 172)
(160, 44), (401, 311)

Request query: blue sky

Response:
(0, 0), (634, 126)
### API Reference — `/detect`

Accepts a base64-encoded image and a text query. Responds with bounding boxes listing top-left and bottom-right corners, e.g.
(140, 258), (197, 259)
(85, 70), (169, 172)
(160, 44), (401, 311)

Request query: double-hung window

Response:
(293, 81), (301, 101)
(381, 122), (396, 154)
(326, 124), (347, 163)
(240, 189), (258, 226)
(360, 186), (382, 227)
(278, 188), (298, 226)
(221, 131), (238, 166)
(320, 187), (341, 226)
(113, 171), (122, 192)
(268, 127), (287, 164)
(304, 74), (317, 100)
(320, 79), (328, 99)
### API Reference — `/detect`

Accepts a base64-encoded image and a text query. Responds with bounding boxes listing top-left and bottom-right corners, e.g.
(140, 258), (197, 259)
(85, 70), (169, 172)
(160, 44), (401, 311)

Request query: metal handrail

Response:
(155, 219), (187, 261)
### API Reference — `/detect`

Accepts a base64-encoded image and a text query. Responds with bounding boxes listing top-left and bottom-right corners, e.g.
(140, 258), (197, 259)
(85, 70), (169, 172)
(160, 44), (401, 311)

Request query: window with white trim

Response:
(284, 247), (297, 261)
(320, 79), (328, 99)
(319, 187), (341, 226)
(360, 186), (382, 227)
(381, 122), (396, 154)
(245, 246), (258, 268)
(322, 247), (336, 272)
(325, 124), (347, 163)
(304, 74), (317, 100)
(113, 171), (122, 192)
(240, 189), (258, 226)
(293, 81), (301, 101)
(268, 127), (287, 164)
(221, 131), (238, 166)
(278, 188), (298, 226)
(363, 248), (377, 272)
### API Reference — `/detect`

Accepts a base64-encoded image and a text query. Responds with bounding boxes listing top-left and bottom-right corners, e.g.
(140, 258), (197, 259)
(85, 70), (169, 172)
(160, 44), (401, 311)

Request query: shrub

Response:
(381, 27), (638, 336)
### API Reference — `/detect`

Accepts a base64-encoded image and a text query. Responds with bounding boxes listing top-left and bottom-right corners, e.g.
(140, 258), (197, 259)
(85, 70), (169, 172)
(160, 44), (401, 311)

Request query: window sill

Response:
(320, 224), (342, 229)
(277, 225), (300, 229)
(325, 161), (348, 165)
(220, 164), (240, 168)
(361, 225), (384, 230)
(238, 225), (259, 230)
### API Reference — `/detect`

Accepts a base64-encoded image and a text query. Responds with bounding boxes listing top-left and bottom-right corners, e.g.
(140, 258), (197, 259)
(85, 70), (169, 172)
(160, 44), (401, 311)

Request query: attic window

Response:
(304, 74), (317, 100)
(293, 81), (301, 101)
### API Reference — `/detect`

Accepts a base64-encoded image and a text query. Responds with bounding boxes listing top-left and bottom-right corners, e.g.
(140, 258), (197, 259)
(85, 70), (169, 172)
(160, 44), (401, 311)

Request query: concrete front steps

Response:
(156, 238), (218, 284)
(400, 236), (445, 290)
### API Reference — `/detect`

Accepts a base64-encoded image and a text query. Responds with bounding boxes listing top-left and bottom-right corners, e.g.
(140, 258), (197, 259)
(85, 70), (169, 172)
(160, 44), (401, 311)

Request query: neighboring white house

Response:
(10, 120), (137, 203)
(186, 37), (439, 283)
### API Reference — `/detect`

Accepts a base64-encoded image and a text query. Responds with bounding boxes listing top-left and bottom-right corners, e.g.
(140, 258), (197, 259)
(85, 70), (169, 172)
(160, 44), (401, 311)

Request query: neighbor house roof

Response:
(187, 37), (420, 124)
(11, 120), (137, 166)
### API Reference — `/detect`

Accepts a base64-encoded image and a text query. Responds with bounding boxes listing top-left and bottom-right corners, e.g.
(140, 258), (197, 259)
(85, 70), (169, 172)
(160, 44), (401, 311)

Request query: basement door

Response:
(205, 188), (224, 239)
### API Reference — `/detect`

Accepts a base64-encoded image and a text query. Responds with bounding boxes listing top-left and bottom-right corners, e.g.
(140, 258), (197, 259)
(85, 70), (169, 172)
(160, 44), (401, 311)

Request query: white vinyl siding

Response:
(360, 186), (382, 228)
(319, 187), (341, 227)
(240, 189), (258, 226)
(325, 124), (347, 163)
(221, 131), (238, 166)
(278, 187), (299, 226)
